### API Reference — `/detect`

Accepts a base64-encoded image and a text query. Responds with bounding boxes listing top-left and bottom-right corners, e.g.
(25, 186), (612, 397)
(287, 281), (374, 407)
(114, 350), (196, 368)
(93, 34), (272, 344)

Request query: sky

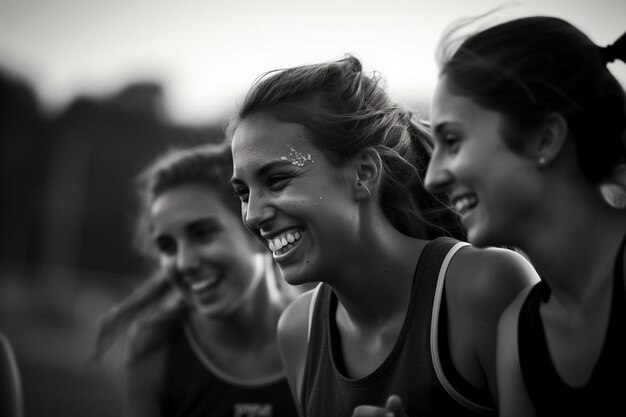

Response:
(1, 0), (625, 125)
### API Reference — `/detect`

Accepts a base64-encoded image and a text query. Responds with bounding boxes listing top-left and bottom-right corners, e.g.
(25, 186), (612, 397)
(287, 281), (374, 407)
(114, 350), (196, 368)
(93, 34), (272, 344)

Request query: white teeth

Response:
(454, 196), (477, 213)
(266, 230), (303, 254)
(191, 281), (210, 291)
(189, 275), (218, 292)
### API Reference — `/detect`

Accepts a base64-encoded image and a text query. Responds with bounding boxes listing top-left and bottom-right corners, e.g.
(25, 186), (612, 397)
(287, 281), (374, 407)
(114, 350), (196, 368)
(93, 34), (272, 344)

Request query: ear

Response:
(353, 147), (382, 200)
(533, 113), (569, 167)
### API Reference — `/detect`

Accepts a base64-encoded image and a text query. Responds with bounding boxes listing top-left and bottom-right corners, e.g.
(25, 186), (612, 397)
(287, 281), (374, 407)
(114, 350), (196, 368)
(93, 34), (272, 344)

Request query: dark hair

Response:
(227, 54), (464, 240)
(93, 142), (238, 363)
(438, 16), (626, 183)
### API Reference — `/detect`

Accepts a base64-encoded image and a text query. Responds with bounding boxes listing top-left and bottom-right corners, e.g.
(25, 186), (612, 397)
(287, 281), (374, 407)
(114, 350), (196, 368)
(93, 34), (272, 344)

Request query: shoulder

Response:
(446, 245), (540, 313)
(496, 285), (538, 416)
(0, 332), (19, 378)
(277, 285), (319, 410)
(277, 286), (317, 355)
(499, 284), (534, 333)
(0, 333), (22, 417)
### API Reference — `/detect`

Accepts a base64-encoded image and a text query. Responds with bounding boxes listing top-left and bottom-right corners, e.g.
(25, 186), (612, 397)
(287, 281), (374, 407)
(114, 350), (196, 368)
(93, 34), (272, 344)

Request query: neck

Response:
(520, 194), (626, 301)
(332, 216), (428, 330)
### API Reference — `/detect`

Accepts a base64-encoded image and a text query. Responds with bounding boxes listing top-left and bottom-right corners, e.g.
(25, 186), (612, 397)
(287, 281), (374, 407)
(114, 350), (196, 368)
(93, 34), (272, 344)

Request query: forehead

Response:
(430, 76), (466, 121)
(231, 114), (317, 173)
(430, 76), (501, 127)
(150, 184), (236, 228)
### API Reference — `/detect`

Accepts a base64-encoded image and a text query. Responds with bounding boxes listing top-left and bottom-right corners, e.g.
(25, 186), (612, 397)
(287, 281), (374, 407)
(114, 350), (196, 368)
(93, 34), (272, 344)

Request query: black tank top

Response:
(301, 237), (495, 416)
(518, 233), (626, 415)
(161, 322), (298, 417)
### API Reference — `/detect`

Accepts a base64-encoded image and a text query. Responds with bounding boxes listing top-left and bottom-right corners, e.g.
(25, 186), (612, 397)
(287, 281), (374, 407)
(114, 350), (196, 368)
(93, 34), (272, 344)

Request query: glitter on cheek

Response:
(280, 144), (315, 167)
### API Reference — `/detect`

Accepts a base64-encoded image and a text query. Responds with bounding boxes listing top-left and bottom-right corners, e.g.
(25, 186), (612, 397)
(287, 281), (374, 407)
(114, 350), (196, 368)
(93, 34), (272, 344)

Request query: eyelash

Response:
(268, 175), (290, 189)
(233, 174), (293, 204)
(441, 133), (460, 153)
(234, 187), (249, 203)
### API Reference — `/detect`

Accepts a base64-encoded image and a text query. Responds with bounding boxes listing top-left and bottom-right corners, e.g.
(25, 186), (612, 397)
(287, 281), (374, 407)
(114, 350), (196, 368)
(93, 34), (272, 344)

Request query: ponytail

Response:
(602, 31), (626, 64)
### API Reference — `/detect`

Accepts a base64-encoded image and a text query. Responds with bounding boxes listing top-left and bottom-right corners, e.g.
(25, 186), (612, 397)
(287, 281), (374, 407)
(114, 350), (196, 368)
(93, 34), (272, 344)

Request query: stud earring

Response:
(358, 180), (372, 198)
(538, 157), (547, 166)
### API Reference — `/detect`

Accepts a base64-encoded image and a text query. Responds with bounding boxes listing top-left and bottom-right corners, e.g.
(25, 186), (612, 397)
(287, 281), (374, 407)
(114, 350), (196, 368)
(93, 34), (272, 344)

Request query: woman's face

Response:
(150, 183), (260, 317)
(231, 113), (359, 286)
(425, 76), (541, 247)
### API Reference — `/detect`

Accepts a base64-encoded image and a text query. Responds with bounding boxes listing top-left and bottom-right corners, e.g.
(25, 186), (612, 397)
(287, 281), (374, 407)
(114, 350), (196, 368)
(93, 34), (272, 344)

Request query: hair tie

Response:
(602, 31), (626, 64)
(602, 44), (618, 63)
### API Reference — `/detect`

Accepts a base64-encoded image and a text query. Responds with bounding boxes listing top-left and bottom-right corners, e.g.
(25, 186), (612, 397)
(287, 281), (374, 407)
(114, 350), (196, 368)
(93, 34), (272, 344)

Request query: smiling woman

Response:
(92, 143), (302, 417)
(227, 54), (540, 417)
(426, 15), (626, 417)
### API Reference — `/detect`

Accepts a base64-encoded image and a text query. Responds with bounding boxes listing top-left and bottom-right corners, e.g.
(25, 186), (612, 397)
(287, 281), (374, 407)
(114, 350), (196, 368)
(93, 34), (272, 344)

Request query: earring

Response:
(358, 180), (372, 198)
(538, 157), (547, 166)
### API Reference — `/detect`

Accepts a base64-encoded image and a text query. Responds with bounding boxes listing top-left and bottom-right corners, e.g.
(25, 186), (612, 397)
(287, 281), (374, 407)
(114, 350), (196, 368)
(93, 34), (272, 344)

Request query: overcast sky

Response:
(1, 0), (625, 125)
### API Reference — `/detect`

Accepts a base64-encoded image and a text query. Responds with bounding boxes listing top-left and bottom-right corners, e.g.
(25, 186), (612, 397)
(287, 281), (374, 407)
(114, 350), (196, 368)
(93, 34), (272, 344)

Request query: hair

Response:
(226, 54), (465, 240)
(92, 142), (239, 363)
(437, 15), (626, 184)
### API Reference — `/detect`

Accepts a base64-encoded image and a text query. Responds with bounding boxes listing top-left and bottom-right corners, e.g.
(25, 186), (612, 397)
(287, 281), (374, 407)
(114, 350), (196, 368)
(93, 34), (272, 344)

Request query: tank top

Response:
(161, 321), (299, 417)
(518, 232), (626, 415)
(301, 237), (495, 416)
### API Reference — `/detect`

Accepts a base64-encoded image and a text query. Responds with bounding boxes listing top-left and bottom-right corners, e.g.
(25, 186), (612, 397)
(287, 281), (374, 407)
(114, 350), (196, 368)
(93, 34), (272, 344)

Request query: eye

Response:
(233, 186), (249, 203)
(268, 174), (291, 190)
(188, 222), (219, 241)
(154, 236), (176, 256)
(441, 132), (461, 154)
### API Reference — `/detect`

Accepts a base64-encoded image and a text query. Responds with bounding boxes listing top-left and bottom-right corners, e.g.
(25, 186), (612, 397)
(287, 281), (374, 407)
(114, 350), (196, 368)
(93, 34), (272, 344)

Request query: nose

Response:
(175, 242), (200, 275)
(243, 191), (275, 231)
(424, 155), (453, 195)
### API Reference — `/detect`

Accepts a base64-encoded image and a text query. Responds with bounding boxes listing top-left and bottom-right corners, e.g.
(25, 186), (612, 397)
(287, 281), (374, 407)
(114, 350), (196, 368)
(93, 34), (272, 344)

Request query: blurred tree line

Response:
(0, 67), (225, 280)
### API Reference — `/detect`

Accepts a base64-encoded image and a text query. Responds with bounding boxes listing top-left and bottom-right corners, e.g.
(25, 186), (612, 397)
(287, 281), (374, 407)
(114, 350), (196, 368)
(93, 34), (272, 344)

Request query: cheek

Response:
(159, 254), (175, 271)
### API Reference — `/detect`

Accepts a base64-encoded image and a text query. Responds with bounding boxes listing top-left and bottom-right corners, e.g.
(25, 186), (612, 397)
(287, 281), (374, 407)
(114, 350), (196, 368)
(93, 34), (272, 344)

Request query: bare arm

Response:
(446, 246), (540, 405)
(497, 287), (538, 417)
(0, 333), (23, 417)
(276, 289), (315, 417)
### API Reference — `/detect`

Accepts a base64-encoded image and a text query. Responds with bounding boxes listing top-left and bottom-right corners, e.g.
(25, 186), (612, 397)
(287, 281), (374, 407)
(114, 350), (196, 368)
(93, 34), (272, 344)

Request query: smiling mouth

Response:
(186, 274), (219, 293)
(267, 229), (303, 256)
(452, 195), (478, 215)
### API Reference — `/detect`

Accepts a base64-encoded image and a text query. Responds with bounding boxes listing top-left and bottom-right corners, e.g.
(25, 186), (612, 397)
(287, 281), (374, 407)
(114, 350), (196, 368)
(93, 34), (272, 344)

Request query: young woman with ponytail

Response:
(425, 15), (626, 416)
(227, 55), (539, 416)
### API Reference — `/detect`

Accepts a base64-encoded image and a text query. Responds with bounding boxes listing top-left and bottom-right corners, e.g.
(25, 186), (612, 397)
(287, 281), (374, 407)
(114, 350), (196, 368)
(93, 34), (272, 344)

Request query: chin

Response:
(278, 266), (313, 288)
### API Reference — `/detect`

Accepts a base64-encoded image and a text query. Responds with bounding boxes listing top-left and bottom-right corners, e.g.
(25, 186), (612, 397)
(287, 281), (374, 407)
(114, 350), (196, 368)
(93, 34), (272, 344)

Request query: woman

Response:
(425, 16), (626, 416)
(94, 143), (300, 416)
(227, 55), (539, 416)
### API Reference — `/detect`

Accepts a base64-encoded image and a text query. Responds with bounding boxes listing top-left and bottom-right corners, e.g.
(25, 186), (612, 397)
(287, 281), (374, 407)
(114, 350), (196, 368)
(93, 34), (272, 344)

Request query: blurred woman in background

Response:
(93, 143), (301, 417)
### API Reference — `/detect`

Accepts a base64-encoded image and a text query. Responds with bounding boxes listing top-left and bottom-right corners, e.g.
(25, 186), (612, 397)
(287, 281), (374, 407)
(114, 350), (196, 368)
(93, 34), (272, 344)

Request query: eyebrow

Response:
(230, 159), (295, 185)
(431, 121), (458, 138)
(151, 217), (220, 240)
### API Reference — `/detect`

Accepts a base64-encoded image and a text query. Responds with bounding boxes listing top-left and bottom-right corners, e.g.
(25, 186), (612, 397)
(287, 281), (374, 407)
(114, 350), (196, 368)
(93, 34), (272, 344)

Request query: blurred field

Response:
(0, 263), (129, 416)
